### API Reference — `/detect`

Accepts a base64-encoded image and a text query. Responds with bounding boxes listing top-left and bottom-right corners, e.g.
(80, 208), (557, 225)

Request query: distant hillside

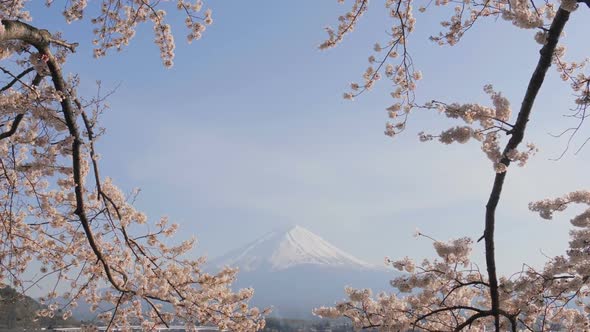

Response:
(0, 286), (79, 330)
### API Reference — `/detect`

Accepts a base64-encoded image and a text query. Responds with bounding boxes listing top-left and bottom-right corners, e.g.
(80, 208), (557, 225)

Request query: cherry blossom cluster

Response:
(0, 12), (265, 332)
(46, 0), (213, 67)
(178, 1), (212, 43)
(529, 190), (590, 223)
(325, 0), (421, 137)
(522, 191), (590, 328)
(548, 42), (590, 153)
(316, 231), (590, 330)
(417, 85), (537, 172)
(318, 1), (587, 330)
(315, 237), (494, 330)
(327, 0), (559, 140)
(319, 0), (368, 50)
(0, 0), (31, 21)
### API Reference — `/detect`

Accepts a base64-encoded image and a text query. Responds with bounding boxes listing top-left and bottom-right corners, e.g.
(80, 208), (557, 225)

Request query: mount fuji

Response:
(212, 225), (377, 272)
(209, 225), (396, 319)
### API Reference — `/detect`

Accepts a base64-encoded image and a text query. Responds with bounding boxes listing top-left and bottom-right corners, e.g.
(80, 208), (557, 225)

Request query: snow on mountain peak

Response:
(211, 225), (376, 271)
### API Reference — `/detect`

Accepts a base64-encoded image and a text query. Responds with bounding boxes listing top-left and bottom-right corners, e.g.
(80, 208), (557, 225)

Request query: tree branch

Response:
(482, 7), (570, 332)
(0, 73), (42, 140)
(0, 17), (127, 295)
(0, 114), (24, 140)
(0, 67), (35, 92)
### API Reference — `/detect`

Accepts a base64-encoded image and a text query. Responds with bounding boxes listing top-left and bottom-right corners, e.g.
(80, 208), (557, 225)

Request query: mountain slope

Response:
(210, 225), (396, 319)
(212, 225), (376, 271)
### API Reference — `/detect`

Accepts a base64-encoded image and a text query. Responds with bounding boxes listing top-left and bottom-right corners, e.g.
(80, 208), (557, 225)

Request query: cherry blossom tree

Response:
(313, 0), (590, 331)
(3, 0), (590, 330)
(0, 2), (265, 331)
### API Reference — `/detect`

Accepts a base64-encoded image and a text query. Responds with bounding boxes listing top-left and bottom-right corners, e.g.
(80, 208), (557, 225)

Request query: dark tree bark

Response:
(483, 7), (571, 331)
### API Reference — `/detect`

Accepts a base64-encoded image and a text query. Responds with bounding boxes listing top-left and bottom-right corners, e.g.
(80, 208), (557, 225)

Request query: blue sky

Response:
(30, 2), (590, 277)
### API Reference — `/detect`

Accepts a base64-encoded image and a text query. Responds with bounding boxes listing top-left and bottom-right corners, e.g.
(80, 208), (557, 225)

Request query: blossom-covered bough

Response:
(314, 0), (590, 331)
(0, 2), (265, 331)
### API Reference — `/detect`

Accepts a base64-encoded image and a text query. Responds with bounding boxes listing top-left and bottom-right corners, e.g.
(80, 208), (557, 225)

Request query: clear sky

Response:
(29, 2), (590, 278)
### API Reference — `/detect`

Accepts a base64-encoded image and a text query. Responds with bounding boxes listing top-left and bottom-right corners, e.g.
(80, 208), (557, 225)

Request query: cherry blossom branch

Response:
(0, 20), (78, 52)
(319, 0), (368, 50)
(415, 305), (484, 322)
(453, 311), (491, 331)
(481, 7), (570, 331)
(1, 17), (169, 325)
(0, 114), (24, 140)
(440, 280), (489, 306)
(43, 45), (126, 293)
(0, 67), (34, 92)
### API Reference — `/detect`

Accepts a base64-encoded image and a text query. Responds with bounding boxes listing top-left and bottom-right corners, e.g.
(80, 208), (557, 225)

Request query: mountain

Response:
(210, 225), (396, 319)
(212, 225), (376, 272)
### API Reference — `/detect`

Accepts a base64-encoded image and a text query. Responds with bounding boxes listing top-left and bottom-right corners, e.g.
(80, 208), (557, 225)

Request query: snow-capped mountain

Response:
(209, 225), (396, 319)
(212, 225), (376, 271)
(59, 226), (395, 322)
